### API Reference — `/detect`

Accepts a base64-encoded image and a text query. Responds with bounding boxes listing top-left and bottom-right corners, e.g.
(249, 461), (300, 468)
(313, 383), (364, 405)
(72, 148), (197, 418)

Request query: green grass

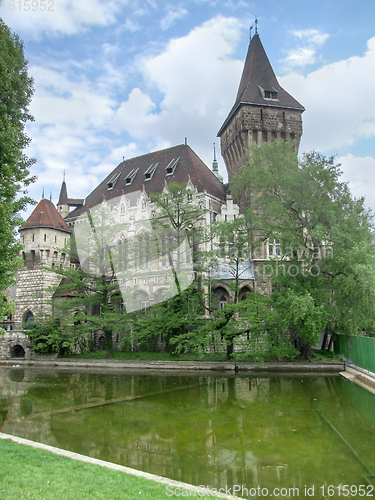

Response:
(0, 438), (213, 499)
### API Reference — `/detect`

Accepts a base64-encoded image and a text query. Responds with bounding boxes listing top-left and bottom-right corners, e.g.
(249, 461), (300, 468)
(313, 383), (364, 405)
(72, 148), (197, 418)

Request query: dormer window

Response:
(165, 157), (180, 176)
(265, 90), (278, 99)
(125, 168), (139, 186)
(144, 163), (158, 181)
(107, 172), (121, 190)
(258, 85), (278, 101)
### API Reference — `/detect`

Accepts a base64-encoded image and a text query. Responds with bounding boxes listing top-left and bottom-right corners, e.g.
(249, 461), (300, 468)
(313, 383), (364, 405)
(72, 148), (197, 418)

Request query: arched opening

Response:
(97, 336), (106, 350)
(23, 310), (34, 330)
(239, 286), (252, 302)
(11, 345), (25, 358)
(214, 286), (230, 310)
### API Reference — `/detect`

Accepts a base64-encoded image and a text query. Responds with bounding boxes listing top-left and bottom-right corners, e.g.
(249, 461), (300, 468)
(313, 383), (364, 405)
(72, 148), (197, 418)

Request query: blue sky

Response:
(2, 0), (375, 214)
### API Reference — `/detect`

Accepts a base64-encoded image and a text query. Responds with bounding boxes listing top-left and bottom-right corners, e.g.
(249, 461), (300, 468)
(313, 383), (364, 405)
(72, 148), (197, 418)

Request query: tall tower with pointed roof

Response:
(218, 33), (304, 181)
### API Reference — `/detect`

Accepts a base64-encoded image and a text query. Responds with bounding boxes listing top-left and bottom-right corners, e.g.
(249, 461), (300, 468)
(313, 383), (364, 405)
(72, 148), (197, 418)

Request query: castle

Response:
(1, 32), (303, 358)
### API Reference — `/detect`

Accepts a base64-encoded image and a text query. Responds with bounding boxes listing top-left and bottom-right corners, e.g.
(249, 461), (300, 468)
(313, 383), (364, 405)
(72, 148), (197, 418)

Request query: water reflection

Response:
(1, 367), (375, 493)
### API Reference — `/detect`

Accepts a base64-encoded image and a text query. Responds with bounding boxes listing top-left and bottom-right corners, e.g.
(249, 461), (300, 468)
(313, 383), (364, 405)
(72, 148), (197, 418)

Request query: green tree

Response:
(0, 20), (35, 314)
(231, 141), (375, 355)
(150, 182), (206, 293)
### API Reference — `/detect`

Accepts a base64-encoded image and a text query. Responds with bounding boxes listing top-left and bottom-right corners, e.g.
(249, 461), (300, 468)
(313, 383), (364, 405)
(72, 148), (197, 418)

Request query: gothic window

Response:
(23, 310), (34, 329)
(219, 295), (227, 310)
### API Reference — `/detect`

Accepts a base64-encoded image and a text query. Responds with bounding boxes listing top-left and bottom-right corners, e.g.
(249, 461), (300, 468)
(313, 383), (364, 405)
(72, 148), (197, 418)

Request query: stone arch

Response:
(239, 285), (253, 302)
(11, 344), (25, 358)
(213, 285), (230, 310)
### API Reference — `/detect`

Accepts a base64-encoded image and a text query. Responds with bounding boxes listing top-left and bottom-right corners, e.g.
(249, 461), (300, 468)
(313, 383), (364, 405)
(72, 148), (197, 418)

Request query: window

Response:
(44, 234), (47, 242)
(268, 238), (280, 256)
(219, 295), (227, 310)
(144, 163), (158, 181)
(265, 90), (278, 99)
(165, 157), (180, 176)
(32, 234), (34, 242)
(107, 172), (121, 190)
(54, 235), (57, 243)
(125, 168), (139, 186)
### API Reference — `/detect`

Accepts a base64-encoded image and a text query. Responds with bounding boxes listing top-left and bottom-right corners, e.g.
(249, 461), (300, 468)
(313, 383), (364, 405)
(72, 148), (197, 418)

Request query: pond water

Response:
(1, 367), (375, 498)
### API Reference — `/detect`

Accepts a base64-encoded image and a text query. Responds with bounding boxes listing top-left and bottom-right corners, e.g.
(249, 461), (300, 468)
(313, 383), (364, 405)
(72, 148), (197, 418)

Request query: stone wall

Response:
(220, 104), (303, 181)
(0, 332), (33, 359)
(13, 268), (62, 330)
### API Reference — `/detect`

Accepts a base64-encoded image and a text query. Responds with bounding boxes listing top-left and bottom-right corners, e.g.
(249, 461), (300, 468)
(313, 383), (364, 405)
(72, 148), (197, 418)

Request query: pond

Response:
(1, 367), (375, 497)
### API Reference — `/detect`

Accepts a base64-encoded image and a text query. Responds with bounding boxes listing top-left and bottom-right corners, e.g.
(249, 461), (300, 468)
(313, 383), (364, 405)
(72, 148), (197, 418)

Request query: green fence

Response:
(334, 334), (375, 373)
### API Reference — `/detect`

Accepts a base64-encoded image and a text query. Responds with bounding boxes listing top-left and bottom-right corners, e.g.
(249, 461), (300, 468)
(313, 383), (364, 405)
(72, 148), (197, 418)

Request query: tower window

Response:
(44, 234), (47, 242)
(264, 90), (278, 99)
(260, 109), (263, 121)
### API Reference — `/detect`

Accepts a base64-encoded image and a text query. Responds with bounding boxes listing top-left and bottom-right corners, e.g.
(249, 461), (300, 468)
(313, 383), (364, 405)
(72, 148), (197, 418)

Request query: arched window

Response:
(23, 311), (34, 330)
(219, 295), (227, 310)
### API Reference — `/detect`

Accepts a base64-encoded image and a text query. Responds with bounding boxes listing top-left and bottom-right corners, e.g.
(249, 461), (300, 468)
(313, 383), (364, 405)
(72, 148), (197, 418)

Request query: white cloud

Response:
(160, 5), (188, 31)
(2, 0), (128, 38)
(282, 29), (329, 68)
(338, 154), (375, 211)
(113, 15), (242, 172)
(280, 36), (375, 153)
(114, 88), (156, 138)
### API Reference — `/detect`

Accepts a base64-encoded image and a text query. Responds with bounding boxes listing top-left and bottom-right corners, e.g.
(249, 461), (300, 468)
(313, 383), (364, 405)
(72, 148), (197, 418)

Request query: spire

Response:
(57, 175), (68, 206)
(212, 143), (223, 182)
(218, 33), (304, 137)
(42, 187), (44, 199)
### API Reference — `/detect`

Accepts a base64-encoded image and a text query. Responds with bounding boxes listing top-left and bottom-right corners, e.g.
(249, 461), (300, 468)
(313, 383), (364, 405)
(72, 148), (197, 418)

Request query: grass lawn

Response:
(0, 438), (214, 499)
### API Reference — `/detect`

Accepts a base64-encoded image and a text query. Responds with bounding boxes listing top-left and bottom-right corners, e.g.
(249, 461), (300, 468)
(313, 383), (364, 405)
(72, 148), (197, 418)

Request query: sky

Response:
(2, 0), (375, 216)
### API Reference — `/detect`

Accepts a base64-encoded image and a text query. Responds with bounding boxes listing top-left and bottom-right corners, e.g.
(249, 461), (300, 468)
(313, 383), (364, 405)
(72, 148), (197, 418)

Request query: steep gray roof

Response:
(218, 34), (304, 136)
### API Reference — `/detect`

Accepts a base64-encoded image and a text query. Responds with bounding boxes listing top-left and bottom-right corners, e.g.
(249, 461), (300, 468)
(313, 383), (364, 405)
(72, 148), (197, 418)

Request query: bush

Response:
(26, 322), (74, 354)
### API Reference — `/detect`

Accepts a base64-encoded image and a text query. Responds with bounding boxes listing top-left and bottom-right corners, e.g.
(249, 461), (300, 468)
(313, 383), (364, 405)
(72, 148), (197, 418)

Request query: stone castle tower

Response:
(218, 32), (305, 181)
(13, 197), (72, 331)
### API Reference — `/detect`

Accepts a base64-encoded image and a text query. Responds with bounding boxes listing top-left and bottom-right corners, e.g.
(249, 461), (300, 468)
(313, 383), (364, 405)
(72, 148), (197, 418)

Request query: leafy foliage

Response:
(0, 20), (36, 310)
(231, 141), (375, 350)
(26, 321), (76, 354)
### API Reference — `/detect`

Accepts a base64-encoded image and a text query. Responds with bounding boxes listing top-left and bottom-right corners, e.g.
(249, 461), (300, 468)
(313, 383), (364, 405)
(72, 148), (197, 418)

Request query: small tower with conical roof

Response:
(13, 198), (72, 331)
(218, 32), (304, 181)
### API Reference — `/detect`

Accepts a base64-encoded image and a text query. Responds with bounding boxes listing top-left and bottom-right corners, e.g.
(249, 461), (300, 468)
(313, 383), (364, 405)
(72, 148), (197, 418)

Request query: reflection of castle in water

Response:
(2, 369), (373, 490)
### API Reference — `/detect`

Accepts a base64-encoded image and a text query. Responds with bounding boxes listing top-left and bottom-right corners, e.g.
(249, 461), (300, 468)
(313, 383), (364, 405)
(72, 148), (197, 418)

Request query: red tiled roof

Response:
(67, 144), (227, 219)
(21, 199), (71, 233)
